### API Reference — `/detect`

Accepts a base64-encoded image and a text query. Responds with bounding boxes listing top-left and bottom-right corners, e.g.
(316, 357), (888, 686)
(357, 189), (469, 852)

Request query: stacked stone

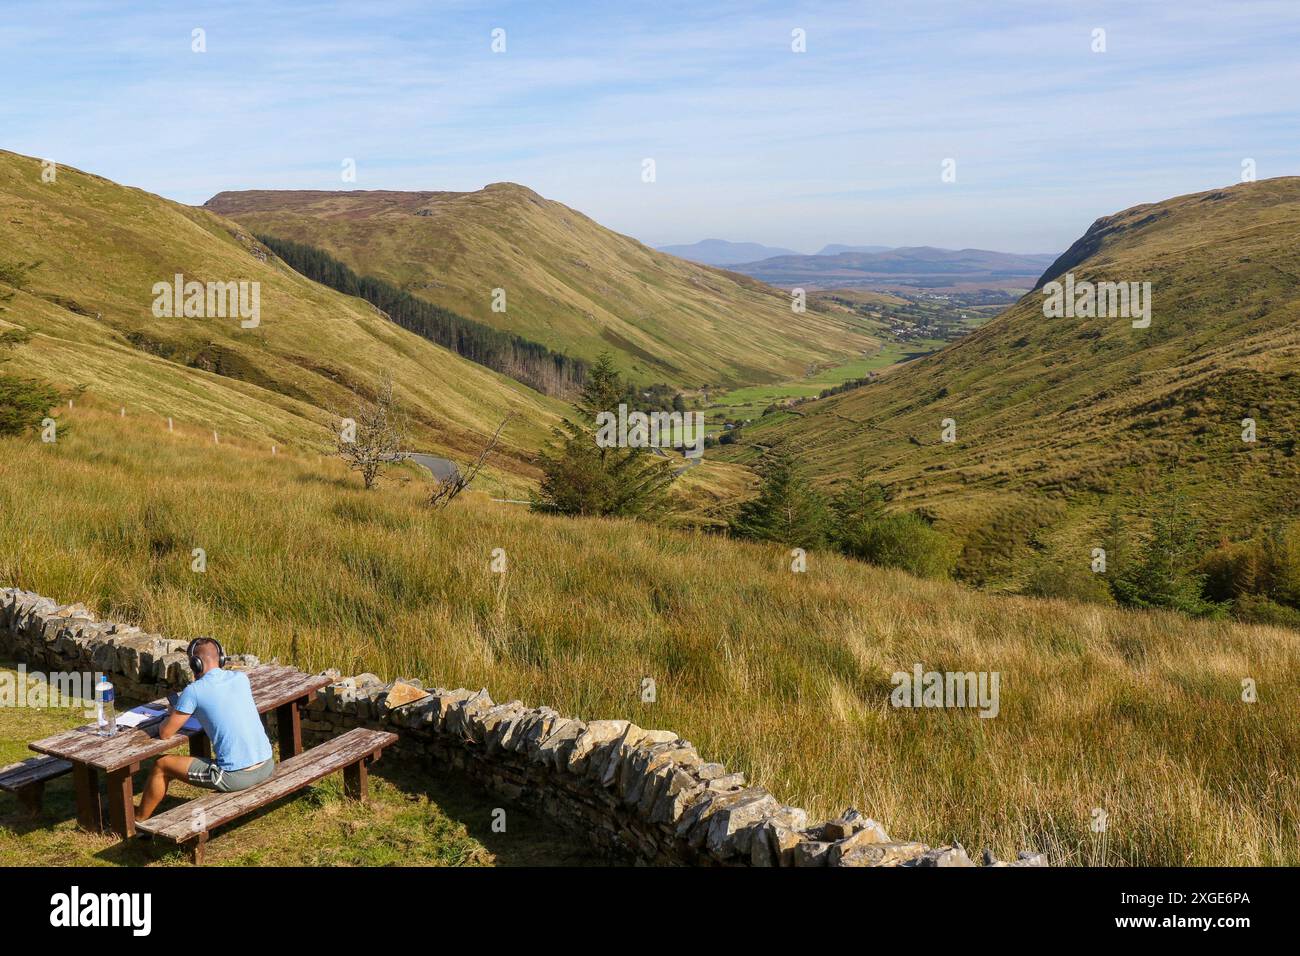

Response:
(0, 588), (1048, 867)
(0, 588), (258, 702)
(299, 676), (1046, 867)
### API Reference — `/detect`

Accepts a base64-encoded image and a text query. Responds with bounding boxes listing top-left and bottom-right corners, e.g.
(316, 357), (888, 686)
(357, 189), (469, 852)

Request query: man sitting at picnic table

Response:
(136, 637), (275, 821)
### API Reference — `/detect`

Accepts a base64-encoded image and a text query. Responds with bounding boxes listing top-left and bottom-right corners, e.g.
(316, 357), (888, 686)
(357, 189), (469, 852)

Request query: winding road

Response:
(404, 453), (461, 484)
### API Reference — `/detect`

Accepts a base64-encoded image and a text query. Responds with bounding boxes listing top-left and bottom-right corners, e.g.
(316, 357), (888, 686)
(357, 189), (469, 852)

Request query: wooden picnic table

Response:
(28, 664), (331, 839)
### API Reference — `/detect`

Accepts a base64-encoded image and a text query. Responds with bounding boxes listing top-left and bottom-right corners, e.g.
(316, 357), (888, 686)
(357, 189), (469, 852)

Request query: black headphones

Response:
(186, 637), (228, 676)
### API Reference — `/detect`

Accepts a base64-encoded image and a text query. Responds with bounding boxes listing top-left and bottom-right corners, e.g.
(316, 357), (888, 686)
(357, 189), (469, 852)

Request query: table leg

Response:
(105, 764), (138, 839)
(277, 698), (304, 759)
(71, 763), (102, 833)
(189, 734), (211, 760)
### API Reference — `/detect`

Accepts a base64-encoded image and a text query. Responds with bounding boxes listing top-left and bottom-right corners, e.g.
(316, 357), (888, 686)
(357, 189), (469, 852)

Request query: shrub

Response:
(1231, 593), (1300, 628)
(0, 374), (59, 437)
(0, 259), (41, 290)
(1199, 522), (1300, 621)
(1024, 560), (1115, 605)
(1111, 493), (1217, 616)
(839, 512), (956, 579)
(1259, 522), (1300, 606)
(1199, 540), (1262, 603)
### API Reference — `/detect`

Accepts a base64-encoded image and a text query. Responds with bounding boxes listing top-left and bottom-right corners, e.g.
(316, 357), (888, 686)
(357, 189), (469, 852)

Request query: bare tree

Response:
(334, 376), (407, 489)
(428, 412), (514, 509)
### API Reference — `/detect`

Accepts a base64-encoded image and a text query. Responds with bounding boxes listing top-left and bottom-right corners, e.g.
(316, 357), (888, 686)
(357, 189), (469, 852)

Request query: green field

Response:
(706, 337), (957, 427)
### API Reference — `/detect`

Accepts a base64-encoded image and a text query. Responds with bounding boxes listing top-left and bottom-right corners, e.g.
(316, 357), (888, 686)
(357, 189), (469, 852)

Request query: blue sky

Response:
(3, 0), (1298, 253)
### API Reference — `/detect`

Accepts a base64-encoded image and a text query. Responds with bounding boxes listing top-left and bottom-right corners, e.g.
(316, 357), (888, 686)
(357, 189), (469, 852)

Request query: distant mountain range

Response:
(728, 246), (1059, 293)
(814, 243), (894, 256)
(655, 239), (801, 265)
(657, 239), (897, 266)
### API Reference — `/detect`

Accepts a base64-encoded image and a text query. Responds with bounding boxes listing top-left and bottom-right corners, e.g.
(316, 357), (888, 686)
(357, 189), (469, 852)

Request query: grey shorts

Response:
(187, 757), (275, 793)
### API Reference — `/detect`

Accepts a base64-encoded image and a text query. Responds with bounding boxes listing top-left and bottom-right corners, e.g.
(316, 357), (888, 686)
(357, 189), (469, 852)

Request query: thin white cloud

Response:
(2, 0), (1296, 250)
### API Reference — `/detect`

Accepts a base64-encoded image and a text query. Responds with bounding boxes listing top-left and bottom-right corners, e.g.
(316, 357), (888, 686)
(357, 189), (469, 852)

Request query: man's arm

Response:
(159, 683), (198, 739)
(158, 708), (191, 739)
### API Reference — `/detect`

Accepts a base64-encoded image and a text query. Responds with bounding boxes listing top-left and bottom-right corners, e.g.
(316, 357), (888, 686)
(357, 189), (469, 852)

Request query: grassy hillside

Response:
(731, 178), (1300, 584)
(0, 149), (569, 493)
(205, 187), (878, 388)
(2, 406), (1296, 865)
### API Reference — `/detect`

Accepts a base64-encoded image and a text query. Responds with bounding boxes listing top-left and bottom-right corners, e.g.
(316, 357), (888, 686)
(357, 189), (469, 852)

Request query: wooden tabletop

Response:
(29, 664), (331, 773)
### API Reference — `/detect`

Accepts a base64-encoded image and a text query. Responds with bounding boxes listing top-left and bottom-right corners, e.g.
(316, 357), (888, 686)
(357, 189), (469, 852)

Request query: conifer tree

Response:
(730, 445), (827, 548)
(1111, 492), (1214, 614)
(0, 328), (59, 438)
(533, 353), (677, 519)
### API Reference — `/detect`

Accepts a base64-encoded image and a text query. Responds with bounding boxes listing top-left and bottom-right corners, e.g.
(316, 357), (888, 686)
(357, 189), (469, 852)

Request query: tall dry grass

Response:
(2, 406), (1296, 864)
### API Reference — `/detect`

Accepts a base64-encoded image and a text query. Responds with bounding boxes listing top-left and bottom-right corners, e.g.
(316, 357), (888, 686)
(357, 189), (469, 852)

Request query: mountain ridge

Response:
(205, 186), (879, 388)
(729, 246), (1057, 292)
(0, 149), (565, 489)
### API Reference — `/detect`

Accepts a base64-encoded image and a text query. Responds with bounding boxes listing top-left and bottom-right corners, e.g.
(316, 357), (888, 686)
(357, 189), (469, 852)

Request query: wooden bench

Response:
(0, 755), (73, 816)
(135, 727), (397, 864)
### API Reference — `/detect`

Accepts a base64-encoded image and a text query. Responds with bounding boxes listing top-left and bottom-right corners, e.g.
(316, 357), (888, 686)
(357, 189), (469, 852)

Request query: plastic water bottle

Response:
(95, 677), (117, 737)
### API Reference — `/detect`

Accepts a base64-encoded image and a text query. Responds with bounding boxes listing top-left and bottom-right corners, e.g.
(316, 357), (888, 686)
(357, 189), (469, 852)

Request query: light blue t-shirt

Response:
(175, 669), (273, 771)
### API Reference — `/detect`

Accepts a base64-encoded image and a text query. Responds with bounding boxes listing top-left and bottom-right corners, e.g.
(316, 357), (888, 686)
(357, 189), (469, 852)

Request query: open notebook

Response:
(114, 706), (201, 732)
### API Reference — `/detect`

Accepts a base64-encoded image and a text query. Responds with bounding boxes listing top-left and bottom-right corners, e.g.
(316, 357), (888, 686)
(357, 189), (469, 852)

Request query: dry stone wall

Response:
(0, 588), (1048, 867)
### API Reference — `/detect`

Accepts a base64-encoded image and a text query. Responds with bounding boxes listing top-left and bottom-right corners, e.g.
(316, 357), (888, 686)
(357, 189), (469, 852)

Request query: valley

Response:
(722, 178), (1300, 595)
(3, 151), (1299, 869)
(4, 0), (1299, 901)
(704, 288), (997, 429)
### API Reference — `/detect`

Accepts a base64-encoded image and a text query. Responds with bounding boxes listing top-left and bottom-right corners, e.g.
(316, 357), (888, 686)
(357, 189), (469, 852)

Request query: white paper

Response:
(116, 706), (167, 728)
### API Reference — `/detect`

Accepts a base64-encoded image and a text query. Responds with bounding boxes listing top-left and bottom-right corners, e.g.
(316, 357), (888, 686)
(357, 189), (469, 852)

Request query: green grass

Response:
(706, 339), (951, 425)
(3, 407), (1297, 866)
(0, 664), (606, 866)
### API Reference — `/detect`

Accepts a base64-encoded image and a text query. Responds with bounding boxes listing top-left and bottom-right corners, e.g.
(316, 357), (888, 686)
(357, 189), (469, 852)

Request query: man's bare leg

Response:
(136, 755), (193, 821)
